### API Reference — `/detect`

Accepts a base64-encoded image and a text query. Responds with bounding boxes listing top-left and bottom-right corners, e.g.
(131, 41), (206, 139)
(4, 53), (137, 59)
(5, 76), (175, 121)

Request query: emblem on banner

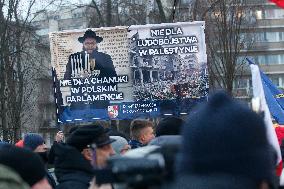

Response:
(108, 105), (119, 118)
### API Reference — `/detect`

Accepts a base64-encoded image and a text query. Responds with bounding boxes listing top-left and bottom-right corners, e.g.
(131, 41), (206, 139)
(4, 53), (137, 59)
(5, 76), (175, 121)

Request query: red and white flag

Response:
(250, 63), (283, 176)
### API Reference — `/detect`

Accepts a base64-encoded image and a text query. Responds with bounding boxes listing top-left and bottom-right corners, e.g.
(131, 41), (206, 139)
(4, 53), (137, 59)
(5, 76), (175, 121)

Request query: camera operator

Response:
(53, 124), (116, 189)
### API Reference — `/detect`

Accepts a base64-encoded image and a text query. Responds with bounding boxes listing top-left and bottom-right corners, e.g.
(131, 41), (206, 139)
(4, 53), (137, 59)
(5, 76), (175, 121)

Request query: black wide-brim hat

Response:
(78, 29), (103, 43)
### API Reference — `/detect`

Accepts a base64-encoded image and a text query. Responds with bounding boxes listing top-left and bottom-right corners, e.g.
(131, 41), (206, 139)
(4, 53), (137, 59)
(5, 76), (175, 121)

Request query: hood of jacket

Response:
(53, 143), (94, 185)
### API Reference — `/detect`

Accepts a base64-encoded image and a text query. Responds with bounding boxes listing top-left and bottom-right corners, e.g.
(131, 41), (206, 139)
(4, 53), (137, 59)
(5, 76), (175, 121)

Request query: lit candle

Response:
(87, 53), (90, 72)
(79, 53), (82, 73)
(85, 51), (88, 72)
(76, 54), (79, 75)
(74, 55), (77, 76)
(70, 56), (74, 77)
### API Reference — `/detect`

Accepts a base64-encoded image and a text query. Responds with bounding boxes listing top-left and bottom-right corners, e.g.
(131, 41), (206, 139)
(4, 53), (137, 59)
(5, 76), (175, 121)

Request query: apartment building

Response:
(234, 0), (284, 98)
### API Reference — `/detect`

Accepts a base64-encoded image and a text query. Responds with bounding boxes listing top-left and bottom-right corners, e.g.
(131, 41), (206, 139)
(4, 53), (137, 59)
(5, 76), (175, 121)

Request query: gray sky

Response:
(19, 0), (91, 20)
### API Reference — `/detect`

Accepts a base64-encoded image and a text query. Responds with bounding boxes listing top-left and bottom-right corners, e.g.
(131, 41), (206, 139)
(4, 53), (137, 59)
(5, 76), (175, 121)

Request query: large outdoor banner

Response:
(50, 22), (208, 123)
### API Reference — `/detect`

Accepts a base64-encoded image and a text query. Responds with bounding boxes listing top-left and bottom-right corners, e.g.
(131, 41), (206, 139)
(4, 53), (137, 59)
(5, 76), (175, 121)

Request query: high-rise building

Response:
(233, 0), (284, 99)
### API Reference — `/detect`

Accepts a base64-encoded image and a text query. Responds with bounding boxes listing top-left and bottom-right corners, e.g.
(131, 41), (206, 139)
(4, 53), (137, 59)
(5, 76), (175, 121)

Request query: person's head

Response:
(178, 92), (276, 188)
(83, 38), (97, 53)
(23, 133), (47, 152)
(78, 29), (103, 53)
(0, 144), (51, 189)
(156, 116), (184, 137)
(66, 124), (116, 168)
(110, 136), (130, 155)
(130, 119), (155, 145)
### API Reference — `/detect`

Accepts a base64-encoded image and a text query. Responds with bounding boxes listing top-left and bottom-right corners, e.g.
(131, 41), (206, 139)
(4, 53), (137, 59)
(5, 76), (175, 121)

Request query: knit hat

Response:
(0, 144), (46, 187)
(23, 133), (45, 151)
(110, 136), (128, 154)
(67, 125), (115, 152)
(156, 116), (184, 137)
(179, 92), (275, 182)
(15, 140), (24, 148)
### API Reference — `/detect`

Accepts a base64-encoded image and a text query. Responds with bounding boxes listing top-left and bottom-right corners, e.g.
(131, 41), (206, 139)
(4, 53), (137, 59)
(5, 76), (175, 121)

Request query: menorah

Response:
(70, 51), (90, 78)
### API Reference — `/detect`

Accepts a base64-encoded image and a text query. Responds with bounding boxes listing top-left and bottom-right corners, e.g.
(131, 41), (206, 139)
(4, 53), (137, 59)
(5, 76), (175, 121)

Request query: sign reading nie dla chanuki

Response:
(49, 22), (208, 124)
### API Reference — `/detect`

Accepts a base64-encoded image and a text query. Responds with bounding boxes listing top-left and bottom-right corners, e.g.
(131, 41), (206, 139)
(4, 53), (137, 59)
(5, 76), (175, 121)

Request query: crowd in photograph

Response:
(0, 91), (283, 189)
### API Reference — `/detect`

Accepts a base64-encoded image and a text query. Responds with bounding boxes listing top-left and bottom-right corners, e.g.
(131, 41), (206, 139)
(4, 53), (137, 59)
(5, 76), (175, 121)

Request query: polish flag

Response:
(249, 59), (283, 176)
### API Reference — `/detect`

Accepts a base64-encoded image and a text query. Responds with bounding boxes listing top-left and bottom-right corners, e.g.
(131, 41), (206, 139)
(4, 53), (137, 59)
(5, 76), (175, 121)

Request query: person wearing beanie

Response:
(149, 116), (183, 147)
(0, 144), (52, 189)
(168, 92), (277, 189)
(53, 124), (115, 189)
(156, 116), (184, 137)
(23, 133), (56, 188)
(24, 133), (46, 152)
(110, 136), (130, 155)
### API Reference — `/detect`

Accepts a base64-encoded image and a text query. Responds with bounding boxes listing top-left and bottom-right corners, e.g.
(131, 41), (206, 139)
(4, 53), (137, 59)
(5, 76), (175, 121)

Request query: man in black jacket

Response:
(64, 29), (117, 80)
(62, 29), (117, 110)
(54, 124), (115, 189)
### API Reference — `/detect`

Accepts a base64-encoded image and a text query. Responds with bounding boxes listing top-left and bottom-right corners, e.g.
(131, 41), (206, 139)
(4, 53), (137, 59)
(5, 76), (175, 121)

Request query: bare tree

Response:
(0, 0), (52, 142)
(190, 0), (257, 94)
(86, 0), (148, 27)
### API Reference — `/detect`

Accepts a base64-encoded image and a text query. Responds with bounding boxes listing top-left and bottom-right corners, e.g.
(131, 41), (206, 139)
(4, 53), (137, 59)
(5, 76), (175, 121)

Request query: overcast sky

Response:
(19, 0), (91, 19)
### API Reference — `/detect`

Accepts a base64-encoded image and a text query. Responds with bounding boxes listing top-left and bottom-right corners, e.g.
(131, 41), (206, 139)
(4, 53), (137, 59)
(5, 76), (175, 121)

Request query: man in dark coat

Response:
(64, 29), (117, 80)
(62, 29), (117, 110)
(23, 133), (57, 189)
(54, 124), (115, 189)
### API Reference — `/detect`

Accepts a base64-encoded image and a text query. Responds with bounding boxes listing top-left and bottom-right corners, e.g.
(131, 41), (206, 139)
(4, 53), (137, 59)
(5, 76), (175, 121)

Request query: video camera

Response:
(94, 145), (180, 189)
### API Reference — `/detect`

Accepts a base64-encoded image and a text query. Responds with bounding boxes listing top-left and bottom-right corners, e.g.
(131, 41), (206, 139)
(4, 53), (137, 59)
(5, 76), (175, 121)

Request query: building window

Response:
(280, 32), (284, 41)
(267, 55), (279, 64)
(254, 32), (284, 42)
(255, 10), (263, 19)
(270, 76), (280, 87)
(234, 78), (249, 89)
(266, 32), (278, 42)
(264, 9), (284, 19)
(54, 15), (60, 20)
(255, 55), (266, 65)
(254, 55), (284, 65)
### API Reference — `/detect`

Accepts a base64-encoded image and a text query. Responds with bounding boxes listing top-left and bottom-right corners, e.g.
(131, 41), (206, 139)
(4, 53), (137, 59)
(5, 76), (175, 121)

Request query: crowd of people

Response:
(133, 72), (208, 101)
(0, 91), (283, 189)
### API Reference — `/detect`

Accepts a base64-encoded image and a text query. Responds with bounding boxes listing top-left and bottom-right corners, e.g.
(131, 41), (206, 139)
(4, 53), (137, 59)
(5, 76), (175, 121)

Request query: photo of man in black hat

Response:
(64, 29), (117, 80)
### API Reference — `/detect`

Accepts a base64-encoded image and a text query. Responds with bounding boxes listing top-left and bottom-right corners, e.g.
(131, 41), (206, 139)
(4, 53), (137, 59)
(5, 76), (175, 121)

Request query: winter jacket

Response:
(148, 135), (181, 146)
(128, 140), (143, 149)
(54, 143), (94, 189)
(165, 174), (263, 189)
(0, 164), (29, 189)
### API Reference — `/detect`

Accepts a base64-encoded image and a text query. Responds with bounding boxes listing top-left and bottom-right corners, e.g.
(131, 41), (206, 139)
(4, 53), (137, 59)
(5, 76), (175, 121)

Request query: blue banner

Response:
(50, 23), (209, 124)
